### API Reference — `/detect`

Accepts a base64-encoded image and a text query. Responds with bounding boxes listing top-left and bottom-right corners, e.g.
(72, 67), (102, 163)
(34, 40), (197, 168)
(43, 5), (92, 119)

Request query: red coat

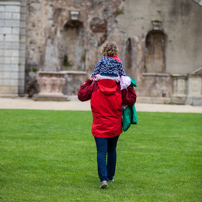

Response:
(78, 79), (136, 138)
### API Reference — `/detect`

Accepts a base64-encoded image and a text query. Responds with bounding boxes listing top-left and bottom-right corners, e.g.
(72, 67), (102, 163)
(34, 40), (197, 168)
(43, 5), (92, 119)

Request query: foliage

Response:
(153, 19), (162, 22)
(25, 66), (39, 73)
(116, 7), (124, 15)
(82, 53), (86, 62)
(63, 55), (73, 67)
(0, 110), (201, 202)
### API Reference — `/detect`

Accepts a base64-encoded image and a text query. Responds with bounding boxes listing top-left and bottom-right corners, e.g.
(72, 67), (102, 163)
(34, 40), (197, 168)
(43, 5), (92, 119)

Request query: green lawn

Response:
(0, 109), (201, 202)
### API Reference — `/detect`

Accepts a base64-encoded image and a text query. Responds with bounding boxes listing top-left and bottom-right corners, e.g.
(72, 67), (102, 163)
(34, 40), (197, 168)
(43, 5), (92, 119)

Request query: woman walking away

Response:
(78, 73), (136, 188)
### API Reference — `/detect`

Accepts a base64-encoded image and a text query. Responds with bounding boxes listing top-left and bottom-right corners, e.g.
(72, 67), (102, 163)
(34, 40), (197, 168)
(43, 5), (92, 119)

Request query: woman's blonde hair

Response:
(101, 43), (119, 56)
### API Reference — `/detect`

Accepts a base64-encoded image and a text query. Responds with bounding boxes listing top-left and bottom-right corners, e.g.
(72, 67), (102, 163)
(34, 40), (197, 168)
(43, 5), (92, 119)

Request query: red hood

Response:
(98, 80), (117, 95)
(107, 56), (122, 63)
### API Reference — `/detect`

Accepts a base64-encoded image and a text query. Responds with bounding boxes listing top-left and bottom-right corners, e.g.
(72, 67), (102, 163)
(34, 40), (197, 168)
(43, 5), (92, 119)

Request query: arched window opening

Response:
(145, 30), (166, 73)
(62, 20), (85, 70)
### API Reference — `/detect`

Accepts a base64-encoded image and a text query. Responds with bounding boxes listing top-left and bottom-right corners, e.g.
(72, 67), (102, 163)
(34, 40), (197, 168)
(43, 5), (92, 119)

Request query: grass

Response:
(0, 109), (201, 202)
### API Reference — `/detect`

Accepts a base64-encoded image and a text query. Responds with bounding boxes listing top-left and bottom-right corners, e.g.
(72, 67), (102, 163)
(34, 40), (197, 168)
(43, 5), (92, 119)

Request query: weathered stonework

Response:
(0, 0), (202, 105)
(171, 67), (202, 105)
(186, 69), (202, 105)
(172, 75), (188, 104)
(116, 0), (202, 105)
(0, 0), (26, 96)
(33, 71), (68, 101)
(25, 0), (123, 72)
(61, 71), (87, 95)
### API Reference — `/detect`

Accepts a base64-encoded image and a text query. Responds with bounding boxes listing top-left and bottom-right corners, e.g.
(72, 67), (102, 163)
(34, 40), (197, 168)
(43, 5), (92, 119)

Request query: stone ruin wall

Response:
(116, 0), (202, 104)
(25, 0), (125, 95)
(25, 0), (124, 72)
(25, 0), (202, 104)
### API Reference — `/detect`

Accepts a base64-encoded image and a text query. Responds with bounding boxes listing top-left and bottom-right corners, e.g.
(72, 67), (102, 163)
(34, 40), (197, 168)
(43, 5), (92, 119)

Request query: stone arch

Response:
(61, 20), (85, 70)
(144, 30), (166, 73)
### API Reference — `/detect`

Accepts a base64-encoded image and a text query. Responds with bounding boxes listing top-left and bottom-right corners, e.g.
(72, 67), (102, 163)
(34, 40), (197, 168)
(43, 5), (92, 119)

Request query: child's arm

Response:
(91, 57), (102, 77)
(118, 63), (126, 76)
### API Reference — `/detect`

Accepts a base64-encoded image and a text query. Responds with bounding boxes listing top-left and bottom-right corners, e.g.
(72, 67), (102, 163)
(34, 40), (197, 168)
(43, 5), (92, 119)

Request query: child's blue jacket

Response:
(92, 56), (126, 77)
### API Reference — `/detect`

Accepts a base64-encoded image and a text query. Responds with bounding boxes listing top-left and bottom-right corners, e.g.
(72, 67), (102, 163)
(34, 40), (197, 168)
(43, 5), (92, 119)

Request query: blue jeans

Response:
(94, 135), (119, 181)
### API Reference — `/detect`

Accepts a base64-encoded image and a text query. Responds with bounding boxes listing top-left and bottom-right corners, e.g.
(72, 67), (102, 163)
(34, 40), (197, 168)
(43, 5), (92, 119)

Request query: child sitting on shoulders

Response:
(91, 42), (126, 79)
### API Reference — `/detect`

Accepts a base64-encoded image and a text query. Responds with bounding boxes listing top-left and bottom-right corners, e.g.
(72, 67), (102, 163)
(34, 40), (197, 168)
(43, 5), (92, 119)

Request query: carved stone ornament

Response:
(70, 10), (80, 20)
(34, 71), (68, 101)
(152, 20), (162, 30)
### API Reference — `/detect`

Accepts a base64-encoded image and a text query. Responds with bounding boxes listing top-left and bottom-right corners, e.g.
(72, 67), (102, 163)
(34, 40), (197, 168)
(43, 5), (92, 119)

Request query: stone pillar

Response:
(186, 76), (202, 105)
(0, 0), (26, 96)
(171, 74), (188, 104)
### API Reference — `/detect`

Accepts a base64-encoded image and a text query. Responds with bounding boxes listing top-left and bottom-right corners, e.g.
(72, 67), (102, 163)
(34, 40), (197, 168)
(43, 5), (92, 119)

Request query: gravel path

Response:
(0, 97), (202, 113)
